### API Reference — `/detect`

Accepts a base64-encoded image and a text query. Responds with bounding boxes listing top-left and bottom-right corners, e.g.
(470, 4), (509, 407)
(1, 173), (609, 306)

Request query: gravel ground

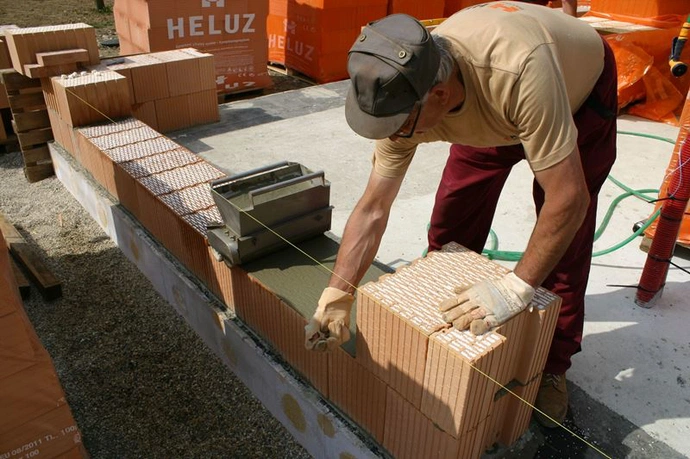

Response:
(0, 151), (311, 458)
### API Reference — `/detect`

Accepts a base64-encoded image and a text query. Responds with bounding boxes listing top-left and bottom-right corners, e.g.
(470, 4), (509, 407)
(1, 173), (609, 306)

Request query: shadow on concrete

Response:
(169, 81), (350, 151)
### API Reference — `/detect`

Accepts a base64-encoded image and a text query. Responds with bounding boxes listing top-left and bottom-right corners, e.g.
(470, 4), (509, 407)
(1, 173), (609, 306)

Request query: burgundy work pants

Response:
(428, 38), (617, 374)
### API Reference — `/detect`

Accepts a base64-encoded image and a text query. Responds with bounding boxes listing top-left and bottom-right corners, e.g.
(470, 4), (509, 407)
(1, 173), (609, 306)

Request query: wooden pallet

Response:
(268, 62), (316, 84)
(0, 69), (54, 182)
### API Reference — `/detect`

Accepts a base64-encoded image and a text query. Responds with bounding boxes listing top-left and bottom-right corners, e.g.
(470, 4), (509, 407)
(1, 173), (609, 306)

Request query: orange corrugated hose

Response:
(636, 89), (690, 306)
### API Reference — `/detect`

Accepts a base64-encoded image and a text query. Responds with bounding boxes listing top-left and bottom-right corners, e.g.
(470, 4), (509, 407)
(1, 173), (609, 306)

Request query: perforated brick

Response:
(139, 162), (224, 196)
(78, 118), (145, 139)
(181, 207), (222, 235)
(158, 183), (214, 216)
(89, 126), (160, 151)
(119, 148), (201, 178)
(104, 137), (181, 163)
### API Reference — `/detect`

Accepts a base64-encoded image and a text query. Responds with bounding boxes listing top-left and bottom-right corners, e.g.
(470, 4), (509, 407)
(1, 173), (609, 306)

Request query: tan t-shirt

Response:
(373, 1), (604, 178)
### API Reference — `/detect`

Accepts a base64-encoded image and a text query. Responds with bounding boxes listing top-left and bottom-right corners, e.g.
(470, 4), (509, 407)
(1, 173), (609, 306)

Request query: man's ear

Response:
(429, 82), (452, 106)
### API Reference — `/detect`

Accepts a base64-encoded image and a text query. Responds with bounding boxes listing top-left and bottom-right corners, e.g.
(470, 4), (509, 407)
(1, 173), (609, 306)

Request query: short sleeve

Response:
(510, 44), (578, 171)
(372, 138), (419, 178)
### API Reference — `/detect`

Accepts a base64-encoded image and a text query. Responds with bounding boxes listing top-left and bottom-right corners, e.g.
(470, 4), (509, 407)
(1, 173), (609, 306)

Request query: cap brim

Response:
(345, 85), (412, 140)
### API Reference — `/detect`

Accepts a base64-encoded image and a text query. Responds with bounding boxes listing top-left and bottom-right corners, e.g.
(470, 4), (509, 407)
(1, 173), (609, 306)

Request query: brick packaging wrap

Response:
(267, 0), (388, 83)
(0, 231), (87, 459)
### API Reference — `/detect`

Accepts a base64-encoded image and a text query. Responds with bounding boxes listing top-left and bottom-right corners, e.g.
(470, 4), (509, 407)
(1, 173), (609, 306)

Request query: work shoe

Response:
(534, 373), (568, 428)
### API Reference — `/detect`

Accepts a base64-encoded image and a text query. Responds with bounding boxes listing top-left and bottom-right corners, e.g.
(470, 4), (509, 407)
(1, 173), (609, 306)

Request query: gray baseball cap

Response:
(345, 14), (441, 139)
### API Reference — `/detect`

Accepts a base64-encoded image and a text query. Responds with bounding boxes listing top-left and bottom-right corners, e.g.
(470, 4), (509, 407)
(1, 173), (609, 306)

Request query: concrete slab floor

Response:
(172, 81), (689, 458)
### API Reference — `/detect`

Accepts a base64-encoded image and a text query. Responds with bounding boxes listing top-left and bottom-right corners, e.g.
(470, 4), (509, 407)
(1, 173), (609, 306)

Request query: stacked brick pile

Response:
(356, 245), (560, 457)
(0, 23), (221, 182)
(99, 49), (218, 133)
(0, 24), (100, 181)
(266, 0), (389, 83)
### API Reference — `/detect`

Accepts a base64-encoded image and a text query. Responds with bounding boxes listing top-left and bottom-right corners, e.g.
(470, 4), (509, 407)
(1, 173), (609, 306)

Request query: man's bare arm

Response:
(329, 170), (404, 293)
(514, 149), (590, 288)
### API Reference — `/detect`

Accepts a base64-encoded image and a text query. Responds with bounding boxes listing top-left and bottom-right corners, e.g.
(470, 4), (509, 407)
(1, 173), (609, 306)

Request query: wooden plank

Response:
(0, 69), (41, 91)
(12, 110), (50, 133)
(0, 212), (61, 300)
(22, 144), (51, 164)
(17, 127), (53, 150)
(24, 163), (54, 183)
(10, 254), (31, 299)
(36, 49), (89, 67)
(7, 91), (46, 110)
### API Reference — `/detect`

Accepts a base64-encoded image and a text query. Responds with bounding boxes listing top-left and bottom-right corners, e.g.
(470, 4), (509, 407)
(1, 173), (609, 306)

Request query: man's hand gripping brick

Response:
(438, 272), (535, 334)
(305, 287), (354, 352)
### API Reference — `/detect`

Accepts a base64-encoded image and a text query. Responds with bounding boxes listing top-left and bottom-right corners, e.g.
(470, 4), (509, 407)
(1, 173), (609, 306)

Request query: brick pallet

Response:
(0, 70), (54, 182)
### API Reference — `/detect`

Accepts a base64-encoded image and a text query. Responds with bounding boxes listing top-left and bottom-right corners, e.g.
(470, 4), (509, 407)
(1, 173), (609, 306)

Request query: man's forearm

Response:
(329, 205), (389, 294)
(514, 195), (589, 288)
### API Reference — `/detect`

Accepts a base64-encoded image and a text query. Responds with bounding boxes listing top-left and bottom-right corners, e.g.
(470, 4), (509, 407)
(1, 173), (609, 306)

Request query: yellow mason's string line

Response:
(216, 197), (613, 459)
(64, 85), (612, 458)
(64, 86), (118, 125)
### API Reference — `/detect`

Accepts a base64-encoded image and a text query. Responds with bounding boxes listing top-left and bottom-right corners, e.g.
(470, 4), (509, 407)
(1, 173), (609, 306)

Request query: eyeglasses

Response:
(393, 101), (423, 138)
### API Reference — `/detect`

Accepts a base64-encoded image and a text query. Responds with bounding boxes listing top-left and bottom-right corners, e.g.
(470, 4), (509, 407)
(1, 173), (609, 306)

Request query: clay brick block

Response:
(24, 62), (79, 79)
(41, 78), (57, 112)
(182, 49), (216, 91)
(230, 268), (329, 396)
(3, 24), (99, 75)
(0, 27), (18, 69)
(328, 347), (387, 443)
(357, 288), (434, 409)
(187, 89), (219, 126)
(36, 48), (89, 67)
(206, 246), (235, 310)
(152, 50), (201, 96)
(119, 148), (201, 179)
(77, 117), (145, 140)
(104, 136), (178, 164)
(112, 161), (140, 219)
(179, 209), (220, 282)
(132, 101), (157, 130)
(158, 181), (214, 216)
(101, 58), (135, 105)
(88, 124), (159, 150)
(422, 329), (506, 438)
(358, 241), (561, 446)
(52, 70), (132, 127)
(383, 387), (460, 459)
(127, 54), (170, 103)
(138, 162), (224, 197)
(155, 94), (191, 133)
(484, 375), (541, 449)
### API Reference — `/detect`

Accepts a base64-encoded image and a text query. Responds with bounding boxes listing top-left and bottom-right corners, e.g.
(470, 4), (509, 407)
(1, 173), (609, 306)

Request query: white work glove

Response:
(305, 287), (355, 352)
(438, 272), (535, 335)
